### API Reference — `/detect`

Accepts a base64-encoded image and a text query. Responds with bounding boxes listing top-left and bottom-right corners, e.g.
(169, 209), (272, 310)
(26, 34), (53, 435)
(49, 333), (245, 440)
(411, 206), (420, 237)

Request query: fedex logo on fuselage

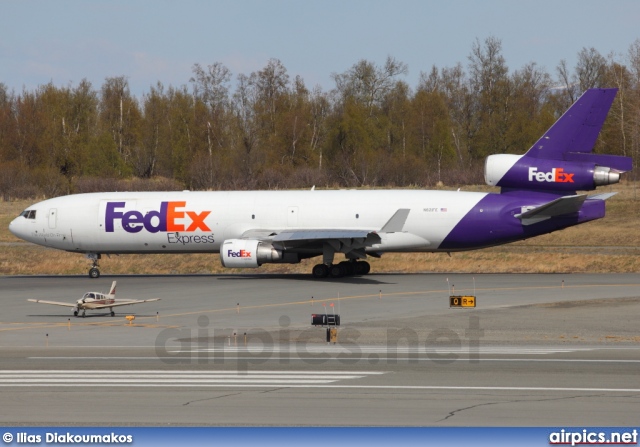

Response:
(528, 167), (574, 183)
(227, 249), (252, 258)
(105, 201), (211, 233)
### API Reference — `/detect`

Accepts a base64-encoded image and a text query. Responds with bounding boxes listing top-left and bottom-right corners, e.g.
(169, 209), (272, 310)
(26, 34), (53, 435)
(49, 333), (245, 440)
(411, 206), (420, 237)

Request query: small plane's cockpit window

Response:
(88, 293), (95, 299)
(19, 210), (36, 219)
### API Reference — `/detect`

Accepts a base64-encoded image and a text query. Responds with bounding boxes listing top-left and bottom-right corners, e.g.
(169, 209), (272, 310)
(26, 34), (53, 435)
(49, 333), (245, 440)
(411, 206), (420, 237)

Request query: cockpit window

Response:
(19, 210), (36, 219)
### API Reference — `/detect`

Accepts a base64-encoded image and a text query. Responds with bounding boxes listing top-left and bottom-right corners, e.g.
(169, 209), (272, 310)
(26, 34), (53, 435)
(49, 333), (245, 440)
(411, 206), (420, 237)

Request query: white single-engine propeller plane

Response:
(9, 89), (633, 279)
(28, 281), (160, 317)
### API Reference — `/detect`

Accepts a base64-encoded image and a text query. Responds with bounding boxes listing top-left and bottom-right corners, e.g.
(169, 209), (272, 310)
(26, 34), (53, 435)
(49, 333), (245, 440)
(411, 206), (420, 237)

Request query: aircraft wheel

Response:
(73, 311), (78, 317)
(357, 261), (371, 275)
(110, 311), (115, 317)
(329, 264), (345, 278)
(312, 263), (329, 279)
(339, 261), (355, 276)
(89, 267), (100, 279)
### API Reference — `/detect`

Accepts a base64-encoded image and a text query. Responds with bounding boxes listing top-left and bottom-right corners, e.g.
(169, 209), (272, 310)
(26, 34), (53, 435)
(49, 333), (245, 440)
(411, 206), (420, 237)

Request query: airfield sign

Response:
(449, 295), (476, 308)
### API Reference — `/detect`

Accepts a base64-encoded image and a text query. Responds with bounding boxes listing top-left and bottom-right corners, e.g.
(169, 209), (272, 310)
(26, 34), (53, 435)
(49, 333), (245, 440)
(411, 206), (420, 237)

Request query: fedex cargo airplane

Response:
(9, 88), (632, 279)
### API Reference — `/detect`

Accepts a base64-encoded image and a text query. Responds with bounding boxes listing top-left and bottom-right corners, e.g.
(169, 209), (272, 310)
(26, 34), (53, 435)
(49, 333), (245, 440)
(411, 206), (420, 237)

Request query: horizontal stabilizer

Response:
(380, 209), (410, 233)
(515, 194), (587, 226)
(587, 192), (617, 201)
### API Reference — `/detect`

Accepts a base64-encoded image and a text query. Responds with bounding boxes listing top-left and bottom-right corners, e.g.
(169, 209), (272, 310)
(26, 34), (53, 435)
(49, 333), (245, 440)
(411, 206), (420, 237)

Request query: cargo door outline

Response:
(48, 208), (57, 229)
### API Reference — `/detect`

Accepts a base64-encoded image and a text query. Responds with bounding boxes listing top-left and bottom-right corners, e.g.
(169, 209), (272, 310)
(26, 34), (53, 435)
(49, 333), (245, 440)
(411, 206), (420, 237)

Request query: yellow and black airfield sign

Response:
(449, 295), (476, 308)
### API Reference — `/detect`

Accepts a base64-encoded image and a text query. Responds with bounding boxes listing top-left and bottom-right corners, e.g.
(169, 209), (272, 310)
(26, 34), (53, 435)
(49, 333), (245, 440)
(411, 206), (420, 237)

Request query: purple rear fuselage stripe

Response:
(438, 192), (605, 251)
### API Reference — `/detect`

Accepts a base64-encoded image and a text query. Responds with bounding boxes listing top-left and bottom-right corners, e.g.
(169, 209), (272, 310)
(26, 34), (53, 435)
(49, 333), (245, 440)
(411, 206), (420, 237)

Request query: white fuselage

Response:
(9, 190), (488, 254)
(76, 292), (115, 309)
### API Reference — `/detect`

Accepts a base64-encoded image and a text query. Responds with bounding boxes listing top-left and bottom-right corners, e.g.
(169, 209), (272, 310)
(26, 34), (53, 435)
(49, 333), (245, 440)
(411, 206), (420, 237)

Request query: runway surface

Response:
(1, 273), (639, 426)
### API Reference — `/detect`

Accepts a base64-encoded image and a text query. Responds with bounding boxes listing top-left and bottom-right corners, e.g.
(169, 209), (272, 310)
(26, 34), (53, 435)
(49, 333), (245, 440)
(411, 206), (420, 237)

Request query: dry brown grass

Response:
(1, 182), (639, 276)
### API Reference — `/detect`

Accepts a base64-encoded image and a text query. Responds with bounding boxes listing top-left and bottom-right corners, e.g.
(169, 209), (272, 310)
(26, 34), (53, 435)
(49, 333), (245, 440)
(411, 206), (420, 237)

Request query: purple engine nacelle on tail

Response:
(485, 154), (625, 192)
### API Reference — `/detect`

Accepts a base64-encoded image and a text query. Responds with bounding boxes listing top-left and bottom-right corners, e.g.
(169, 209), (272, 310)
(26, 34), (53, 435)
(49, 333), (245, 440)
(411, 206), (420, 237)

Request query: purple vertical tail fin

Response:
(485, 88), (632, 193)
(526, 88), (618, 160)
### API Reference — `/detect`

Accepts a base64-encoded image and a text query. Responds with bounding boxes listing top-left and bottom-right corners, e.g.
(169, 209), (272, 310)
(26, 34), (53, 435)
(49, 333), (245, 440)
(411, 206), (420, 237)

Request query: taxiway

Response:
(1, 273), (639, 426)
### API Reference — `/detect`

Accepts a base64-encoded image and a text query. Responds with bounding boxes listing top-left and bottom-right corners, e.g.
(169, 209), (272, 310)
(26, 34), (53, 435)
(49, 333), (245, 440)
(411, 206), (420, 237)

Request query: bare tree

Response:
(576, 47), (607, 91)
(332, 56), (408, 115)
(100, 76), (139, 166)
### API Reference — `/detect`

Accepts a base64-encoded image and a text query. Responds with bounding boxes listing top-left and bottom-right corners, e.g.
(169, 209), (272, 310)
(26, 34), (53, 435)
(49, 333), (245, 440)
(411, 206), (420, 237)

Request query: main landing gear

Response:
(312, 260), (370, 279)
(86, 253), (101, 279)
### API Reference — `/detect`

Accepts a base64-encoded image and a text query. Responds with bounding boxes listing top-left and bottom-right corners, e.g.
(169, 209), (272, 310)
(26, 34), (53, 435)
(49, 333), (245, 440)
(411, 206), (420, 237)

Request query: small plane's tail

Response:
(108, 281), (117, 297)
(485, 88), (632, 194)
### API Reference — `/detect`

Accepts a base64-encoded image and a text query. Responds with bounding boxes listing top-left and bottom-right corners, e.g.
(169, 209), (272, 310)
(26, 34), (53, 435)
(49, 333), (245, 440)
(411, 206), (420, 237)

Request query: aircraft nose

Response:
(9, 215), (34, 243)
(8, 216), (24, 239)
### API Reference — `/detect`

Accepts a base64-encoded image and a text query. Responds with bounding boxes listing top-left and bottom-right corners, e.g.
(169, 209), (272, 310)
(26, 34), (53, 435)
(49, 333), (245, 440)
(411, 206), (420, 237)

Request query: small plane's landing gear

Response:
(73, 310), (78, 317)
(110, 310), (115, 317)
(86, 253), (102, 279)
(81, 310), (86, 318)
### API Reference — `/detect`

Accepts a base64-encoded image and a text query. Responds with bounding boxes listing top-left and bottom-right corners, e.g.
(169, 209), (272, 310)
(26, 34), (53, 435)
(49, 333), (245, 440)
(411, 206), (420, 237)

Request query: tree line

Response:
(1, 36), (639, 200)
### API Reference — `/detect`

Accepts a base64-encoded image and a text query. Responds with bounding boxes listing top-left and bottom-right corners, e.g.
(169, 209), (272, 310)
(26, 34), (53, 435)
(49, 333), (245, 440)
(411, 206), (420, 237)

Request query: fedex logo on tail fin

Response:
(528, 167), (574, 183)
(105, 202), (211, 233)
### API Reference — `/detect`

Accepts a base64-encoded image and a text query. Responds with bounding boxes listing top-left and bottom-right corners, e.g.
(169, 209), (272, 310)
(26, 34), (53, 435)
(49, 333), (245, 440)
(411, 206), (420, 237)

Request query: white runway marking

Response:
(170, 346), (626, 355)
(0, 370), (384, 387)
(0, 370), (638, 393)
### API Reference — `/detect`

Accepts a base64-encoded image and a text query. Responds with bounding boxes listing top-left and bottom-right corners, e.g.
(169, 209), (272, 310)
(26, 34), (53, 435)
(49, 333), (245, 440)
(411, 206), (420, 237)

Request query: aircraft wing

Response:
(90, 298), (160, 309)
(27, 299), (77, 308)
(273, 229), (376, 242)
(514, 194), (588, 226)
(241, 209), (411, 255)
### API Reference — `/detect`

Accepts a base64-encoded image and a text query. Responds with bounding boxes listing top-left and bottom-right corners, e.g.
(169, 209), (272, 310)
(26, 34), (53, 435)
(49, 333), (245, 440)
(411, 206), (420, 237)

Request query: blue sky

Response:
(1, 0), (639, 98)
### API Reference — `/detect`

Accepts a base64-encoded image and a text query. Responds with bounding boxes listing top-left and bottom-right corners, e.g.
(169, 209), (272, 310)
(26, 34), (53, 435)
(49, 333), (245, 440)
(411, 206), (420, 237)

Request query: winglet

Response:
(380, 209), (410, 233)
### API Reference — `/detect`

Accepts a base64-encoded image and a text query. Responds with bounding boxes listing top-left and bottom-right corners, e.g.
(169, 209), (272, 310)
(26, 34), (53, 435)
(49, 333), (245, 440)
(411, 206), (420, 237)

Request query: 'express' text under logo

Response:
(105, 202), (211, 233)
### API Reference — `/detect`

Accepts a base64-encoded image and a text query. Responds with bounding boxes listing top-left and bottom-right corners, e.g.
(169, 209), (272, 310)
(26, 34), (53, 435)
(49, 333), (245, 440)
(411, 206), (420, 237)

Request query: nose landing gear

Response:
(86, 253), (101, 279)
